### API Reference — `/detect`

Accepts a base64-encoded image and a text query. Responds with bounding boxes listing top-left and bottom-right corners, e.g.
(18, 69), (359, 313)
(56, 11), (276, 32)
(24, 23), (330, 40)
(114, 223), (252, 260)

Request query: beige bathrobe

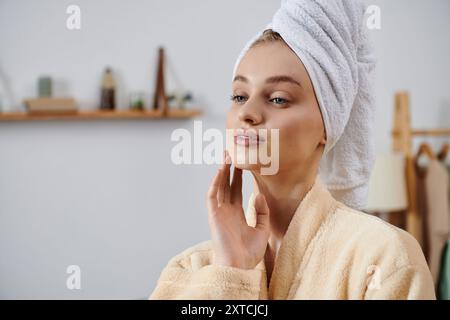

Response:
(150, 177), (436, 300)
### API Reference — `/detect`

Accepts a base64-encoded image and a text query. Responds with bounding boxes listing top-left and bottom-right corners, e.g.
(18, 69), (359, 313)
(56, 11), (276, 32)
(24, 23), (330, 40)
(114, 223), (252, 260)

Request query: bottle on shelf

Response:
(99, 67), (116, 110)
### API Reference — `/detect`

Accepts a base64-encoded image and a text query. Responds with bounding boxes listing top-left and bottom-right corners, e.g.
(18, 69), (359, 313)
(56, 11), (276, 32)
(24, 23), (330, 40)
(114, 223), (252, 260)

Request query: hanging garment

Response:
(421, 160), (450, 284)
(150, 176), (435, 300)
(438, 164), (450, 300)
(438, 240), (450, 300)
(415, 163), (429, 254)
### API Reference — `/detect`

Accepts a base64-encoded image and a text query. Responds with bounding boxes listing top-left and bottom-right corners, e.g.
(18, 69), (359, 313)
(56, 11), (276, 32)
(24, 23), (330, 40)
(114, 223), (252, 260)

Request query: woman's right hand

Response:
(206, 151), (271, 270)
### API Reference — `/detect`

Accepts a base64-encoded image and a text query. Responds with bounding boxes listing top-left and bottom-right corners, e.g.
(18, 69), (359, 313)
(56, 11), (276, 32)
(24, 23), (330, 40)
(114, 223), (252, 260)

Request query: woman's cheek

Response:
(225, 109), (236, 129)
(278, 118), (308, 157)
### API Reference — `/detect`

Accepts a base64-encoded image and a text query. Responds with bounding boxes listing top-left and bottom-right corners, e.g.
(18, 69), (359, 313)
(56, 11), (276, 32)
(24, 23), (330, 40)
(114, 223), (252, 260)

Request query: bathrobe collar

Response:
(245, 175), (338, 299)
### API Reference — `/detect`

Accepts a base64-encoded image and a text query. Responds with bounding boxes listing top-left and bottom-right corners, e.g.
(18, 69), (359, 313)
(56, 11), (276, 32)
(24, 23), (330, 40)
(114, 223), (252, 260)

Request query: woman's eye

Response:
(270, 97), (288, 105)
(230, 95), (247, 104)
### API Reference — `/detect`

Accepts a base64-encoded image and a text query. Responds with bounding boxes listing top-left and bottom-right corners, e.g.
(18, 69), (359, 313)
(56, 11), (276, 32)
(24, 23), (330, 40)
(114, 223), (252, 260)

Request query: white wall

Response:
(0, 0), (449, 299)
(370, 0), (450, 151)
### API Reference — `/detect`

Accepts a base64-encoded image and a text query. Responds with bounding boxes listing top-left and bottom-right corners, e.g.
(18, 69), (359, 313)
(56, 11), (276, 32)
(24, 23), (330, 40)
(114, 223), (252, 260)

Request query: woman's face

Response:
(226, 40), (326, 176)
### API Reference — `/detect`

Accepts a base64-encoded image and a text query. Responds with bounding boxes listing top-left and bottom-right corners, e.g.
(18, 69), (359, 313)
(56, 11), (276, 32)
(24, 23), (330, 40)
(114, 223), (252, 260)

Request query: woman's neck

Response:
(251, 164), (318, 284)
(251, 164), (318, 247)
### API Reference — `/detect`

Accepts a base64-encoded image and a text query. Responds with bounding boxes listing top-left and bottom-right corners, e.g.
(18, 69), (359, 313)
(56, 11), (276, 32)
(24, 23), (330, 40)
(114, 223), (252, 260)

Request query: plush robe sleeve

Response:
(149, 243), (266, 300)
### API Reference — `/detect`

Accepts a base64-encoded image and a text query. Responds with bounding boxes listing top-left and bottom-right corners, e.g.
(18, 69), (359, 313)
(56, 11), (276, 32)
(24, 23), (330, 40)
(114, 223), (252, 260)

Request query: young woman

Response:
(150, 0), (435, 300)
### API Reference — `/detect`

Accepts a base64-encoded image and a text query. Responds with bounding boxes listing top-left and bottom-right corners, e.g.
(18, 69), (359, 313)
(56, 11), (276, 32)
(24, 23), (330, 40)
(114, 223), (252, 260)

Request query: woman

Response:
(150, 0), (435, 299)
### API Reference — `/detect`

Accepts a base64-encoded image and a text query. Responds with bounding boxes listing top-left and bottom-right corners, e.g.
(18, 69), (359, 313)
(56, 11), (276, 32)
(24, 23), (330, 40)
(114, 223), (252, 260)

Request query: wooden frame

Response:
(152, 47), (169, 115)
(391, 91), (450, 239)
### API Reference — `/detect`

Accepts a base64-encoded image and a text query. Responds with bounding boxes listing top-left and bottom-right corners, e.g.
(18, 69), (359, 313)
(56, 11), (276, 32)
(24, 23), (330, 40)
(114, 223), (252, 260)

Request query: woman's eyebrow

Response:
(233, 75), (302, 88)
(265, 75), (302, 88)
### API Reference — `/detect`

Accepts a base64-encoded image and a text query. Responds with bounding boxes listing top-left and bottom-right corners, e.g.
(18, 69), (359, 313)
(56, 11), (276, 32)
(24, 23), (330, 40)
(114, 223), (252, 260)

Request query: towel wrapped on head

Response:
(233, 0), (376, 210)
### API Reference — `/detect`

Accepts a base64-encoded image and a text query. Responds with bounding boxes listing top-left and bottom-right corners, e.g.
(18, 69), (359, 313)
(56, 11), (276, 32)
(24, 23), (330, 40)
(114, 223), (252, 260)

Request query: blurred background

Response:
(0, 0), (449, 299)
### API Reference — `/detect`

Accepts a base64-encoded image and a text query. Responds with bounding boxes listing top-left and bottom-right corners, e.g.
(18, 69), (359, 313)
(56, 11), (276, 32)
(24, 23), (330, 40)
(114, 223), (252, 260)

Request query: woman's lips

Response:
(233, 130), (266, 147)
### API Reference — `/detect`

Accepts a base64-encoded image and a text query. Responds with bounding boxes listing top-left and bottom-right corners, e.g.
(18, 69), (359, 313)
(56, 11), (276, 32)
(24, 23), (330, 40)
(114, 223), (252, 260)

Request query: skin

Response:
(206, 40), (327, 283)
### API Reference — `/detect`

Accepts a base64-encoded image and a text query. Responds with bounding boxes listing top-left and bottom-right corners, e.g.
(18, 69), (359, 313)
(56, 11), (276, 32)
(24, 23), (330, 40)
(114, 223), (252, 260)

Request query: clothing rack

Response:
(391, 91), (450, 240)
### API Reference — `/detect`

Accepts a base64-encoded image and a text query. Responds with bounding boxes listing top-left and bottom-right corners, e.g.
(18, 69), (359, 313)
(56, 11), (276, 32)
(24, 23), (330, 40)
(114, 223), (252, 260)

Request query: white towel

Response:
(232, 0), (376, 210)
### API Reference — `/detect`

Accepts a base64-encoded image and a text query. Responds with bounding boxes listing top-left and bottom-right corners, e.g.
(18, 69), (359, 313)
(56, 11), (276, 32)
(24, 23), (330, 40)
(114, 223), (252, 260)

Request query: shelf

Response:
(0, 108), (202, 122)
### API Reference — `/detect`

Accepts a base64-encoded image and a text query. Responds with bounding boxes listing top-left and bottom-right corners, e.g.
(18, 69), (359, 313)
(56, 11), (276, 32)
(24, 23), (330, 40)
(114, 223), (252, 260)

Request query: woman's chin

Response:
(227, 145), (272, 173)
(232, 162), (262, 172)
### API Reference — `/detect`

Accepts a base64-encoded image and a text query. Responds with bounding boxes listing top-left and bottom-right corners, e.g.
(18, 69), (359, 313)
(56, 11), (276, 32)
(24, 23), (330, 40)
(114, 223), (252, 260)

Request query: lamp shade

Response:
(365, 153), (408, 212)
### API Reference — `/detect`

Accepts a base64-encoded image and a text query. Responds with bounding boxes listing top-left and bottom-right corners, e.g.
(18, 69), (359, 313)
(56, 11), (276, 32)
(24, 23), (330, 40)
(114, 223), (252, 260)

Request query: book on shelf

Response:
(23, 97), (78, 114)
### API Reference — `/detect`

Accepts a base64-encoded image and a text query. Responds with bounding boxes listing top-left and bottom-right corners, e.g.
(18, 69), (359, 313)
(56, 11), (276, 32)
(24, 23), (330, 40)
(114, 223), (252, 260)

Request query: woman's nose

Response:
(237, 99), (263, 125)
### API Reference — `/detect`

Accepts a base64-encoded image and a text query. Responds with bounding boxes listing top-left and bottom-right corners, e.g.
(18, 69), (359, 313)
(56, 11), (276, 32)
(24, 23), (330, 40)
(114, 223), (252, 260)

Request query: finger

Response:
(230, 166), (243, 204)
(218, 168), (227, 204)
(254, 194), (270, 232)
(222, 153), (231, 203)
(207, 169), (221, 211)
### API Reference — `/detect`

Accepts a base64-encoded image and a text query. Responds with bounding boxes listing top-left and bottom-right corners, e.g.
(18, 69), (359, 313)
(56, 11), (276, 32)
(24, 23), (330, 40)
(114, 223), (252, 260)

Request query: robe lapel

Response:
(245, 176), (337, 299)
